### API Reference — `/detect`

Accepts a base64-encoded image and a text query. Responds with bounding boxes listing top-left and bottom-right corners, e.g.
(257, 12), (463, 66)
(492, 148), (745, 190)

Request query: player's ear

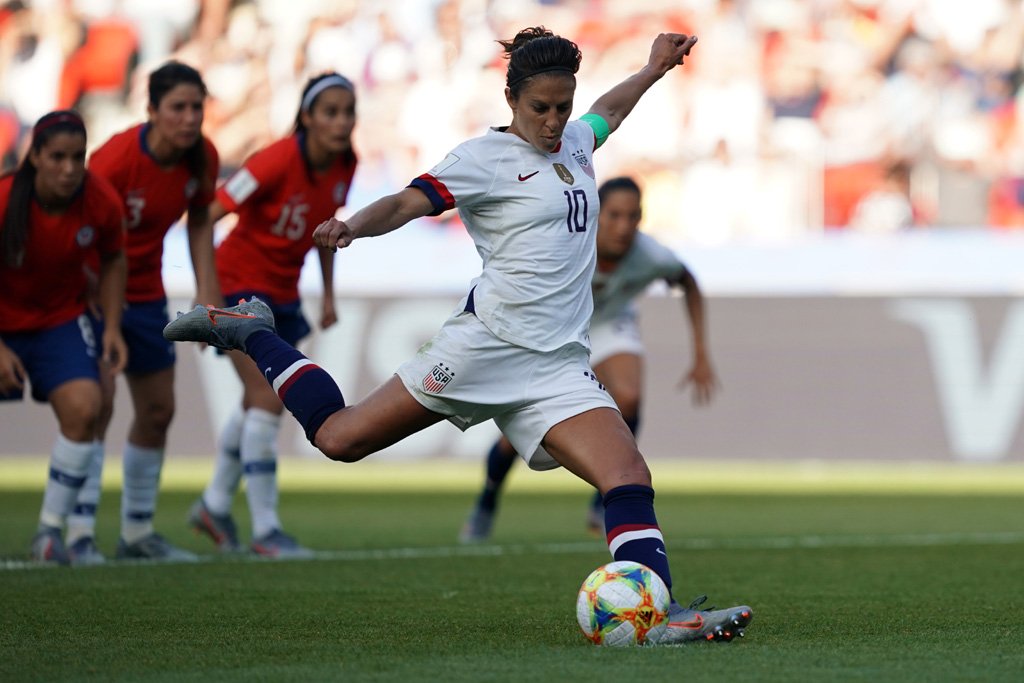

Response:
(504, 86), (516, 110)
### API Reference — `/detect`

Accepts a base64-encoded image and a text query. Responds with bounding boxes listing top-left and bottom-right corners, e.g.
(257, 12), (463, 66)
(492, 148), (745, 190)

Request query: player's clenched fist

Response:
(648, 33), (698, 75)
(313, 217), (357, 251)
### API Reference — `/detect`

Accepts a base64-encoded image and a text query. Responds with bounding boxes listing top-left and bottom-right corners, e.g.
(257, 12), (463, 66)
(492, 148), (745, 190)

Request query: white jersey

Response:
(591, 232), (686, 326)
(411, 120), (600, 352)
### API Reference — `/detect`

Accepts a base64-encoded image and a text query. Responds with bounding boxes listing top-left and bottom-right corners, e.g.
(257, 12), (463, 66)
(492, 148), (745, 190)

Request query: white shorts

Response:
(588, 314), (645, 366)
(396, 311), (619, 471)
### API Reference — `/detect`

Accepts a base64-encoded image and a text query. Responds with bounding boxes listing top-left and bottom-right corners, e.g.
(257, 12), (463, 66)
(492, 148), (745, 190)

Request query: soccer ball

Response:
(576, 560), (670, 646)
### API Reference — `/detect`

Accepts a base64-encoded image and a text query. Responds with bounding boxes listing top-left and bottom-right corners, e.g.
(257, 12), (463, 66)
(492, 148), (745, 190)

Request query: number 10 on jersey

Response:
(564, 189), (588, 233)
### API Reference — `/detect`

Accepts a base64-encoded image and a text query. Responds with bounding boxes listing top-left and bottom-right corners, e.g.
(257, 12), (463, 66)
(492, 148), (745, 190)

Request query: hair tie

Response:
(301, 74), (355, 112)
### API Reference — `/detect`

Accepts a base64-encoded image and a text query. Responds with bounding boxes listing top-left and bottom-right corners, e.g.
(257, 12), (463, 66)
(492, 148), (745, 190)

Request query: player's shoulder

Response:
(92, 123), (144, 159)
(631, 231), (683, 266)
(84, 171), (125, 212)
(201, 135), (220, 165)
(256, 135), (300, 163)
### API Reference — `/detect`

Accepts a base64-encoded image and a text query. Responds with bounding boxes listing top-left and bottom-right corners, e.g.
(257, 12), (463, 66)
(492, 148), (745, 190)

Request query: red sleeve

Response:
(216, 138), (290, 213)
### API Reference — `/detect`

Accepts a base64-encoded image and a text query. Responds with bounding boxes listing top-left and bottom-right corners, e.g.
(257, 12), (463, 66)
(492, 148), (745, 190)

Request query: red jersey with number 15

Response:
(0, 172), (125, 333)
(89, 123), (219, 302)
(215, 134), (356, 302)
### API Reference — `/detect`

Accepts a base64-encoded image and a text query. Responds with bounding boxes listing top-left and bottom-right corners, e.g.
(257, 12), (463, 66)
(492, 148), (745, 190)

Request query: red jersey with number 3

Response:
(0, 172), (125, 333)
(215, 134), (356, 302)
(89, 123), (219, 302)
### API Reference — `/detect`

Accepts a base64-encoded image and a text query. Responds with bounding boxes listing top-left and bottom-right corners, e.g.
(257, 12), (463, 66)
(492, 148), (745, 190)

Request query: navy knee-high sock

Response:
(603, 484), (672, 595)
(244, 330), (345, 443)
(477, 440), (516, 512)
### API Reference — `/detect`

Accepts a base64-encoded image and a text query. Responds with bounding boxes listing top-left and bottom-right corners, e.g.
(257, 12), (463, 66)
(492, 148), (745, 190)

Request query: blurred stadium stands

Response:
(2, 0), (1023, 249)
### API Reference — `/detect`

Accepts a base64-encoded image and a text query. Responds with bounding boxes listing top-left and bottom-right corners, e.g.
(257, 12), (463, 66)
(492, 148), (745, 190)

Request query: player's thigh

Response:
(227, 349), (283, 414)
(49, 378), (103, 441)
(317, 375), (446, 461)
(541, 406), (650, 493)
(593, 353), (644, 414)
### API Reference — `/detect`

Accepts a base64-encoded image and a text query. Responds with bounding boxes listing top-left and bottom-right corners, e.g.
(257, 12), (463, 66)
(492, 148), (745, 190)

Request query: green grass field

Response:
(2, 458), (1023, 682)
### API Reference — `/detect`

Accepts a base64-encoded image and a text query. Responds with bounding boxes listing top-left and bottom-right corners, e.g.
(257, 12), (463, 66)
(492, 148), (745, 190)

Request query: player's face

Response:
(505, 74), (575, 153)
(30, 131), (87, 203)
(596, 189), (642, 261)
(149, 83), (205, 150)
(303, 87), (357, 156)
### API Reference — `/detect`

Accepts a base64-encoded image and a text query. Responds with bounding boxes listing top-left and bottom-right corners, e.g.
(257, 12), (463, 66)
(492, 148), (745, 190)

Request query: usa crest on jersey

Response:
(422, 362), (454, 393)
(572, 148), (595, 179)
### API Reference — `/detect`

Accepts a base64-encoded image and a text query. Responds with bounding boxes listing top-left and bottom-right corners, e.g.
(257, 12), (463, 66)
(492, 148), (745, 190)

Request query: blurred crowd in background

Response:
(2, 0), (1024, 244)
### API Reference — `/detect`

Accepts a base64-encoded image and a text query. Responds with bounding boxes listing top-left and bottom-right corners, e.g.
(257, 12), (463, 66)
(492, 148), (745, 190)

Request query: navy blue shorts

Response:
(122, 298), (176, 376)
(222, 291), (311, 349)
(0, 314), (101, 403)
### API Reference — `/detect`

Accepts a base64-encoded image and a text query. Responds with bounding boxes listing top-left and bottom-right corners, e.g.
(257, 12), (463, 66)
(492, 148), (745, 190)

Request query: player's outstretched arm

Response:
(586, 33), (697, 137)
(313, 187), (435, 251)
(98, 249), (129, 374)
(676, 266), (718, 405)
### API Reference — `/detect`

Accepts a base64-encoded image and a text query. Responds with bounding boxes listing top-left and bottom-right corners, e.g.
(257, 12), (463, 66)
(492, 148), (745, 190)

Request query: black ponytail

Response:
(2, 110), (86, 268)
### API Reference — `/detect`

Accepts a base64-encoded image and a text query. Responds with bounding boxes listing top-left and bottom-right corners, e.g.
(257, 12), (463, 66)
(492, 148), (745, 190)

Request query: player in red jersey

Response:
(83, 62), (220, 562)
(0, 110), (127, 566)
(187, 72), (357, 558)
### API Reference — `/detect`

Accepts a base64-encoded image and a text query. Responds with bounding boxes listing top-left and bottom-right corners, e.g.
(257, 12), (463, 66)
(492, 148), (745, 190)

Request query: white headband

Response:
(301, 74), (355, 112)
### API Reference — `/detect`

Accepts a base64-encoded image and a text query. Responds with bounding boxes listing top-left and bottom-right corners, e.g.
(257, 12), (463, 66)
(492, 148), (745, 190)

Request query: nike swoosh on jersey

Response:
(517, 171), (539, 181)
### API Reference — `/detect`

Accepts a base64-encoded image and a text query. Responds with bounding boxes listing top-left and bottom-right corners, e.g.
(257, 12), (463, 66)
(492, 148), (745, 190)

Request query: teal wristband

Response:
(580, 113), (610, 149)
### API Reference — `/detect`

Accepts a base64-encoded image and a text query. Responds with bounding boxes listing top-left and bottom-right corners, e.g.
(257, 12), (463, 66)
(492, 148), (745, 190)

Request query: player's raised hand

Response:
(648, 33), (698, 76)
(313, 217), (357, 251)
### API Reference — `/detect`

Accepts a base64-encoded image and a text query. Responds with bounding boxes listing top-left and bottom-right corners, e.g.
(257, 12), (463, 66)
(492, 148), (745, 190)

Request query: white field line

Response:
(3, 530), (1024, 572)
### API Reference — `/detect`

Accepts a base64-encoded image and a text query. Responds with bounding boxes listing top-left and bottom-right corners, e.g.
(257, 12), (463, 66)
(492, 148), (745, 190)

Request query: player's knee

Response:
(140, 399), (175, 433)
(59, 397), (102, 441)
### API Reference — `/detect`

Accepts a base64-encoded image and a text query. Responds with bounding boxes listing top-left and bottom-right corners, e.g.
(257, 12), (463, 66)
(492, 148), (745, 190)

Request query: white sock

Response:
(241, 408), (282, 538)
(203, 406), (245, 515)
(39, 435), (93, 530)
(121, 442), (164, 544)
(66, 440), (104, 545)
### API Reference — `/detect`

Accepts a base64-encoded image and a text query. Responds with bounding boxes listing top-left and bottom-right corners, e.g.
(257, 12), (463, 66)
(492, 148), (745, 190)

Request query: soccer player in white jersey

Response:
(165, 27), (752, 643)
(459, 175), (717, 543)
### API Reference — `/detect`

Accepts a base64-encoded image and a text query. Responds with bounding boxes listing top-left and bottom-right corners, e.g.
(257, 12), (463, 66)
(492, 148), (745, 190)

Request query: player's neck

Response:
(303, 139), (337, 172)
(144, 127), (185, 167)
(33, 189), (75, 214)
